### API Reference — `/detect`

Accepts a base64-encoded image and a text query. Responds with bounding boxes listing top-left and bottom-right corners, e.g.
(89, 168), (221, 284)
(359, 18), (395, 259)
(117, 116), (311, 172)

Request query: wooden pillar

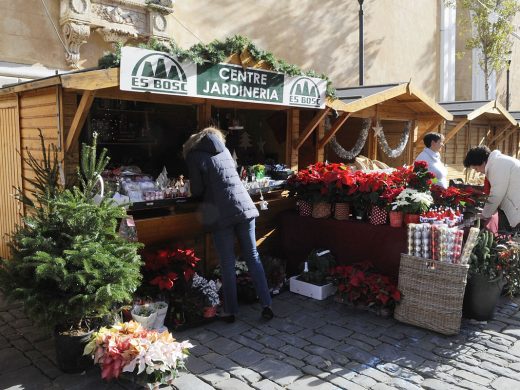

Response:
(197, 100), (212, 130)
(286, 109), (299, 171)
(407, 120), (417, 164)
(315, 119), (325, 162)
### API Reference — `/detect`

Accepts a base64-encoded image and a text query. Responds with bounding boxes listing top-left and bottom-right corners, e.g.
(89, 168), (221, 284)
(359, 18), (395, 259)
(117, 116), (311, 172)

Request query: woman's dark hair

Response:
(463, 146), (491, 168)
(423, 132), (443, 148)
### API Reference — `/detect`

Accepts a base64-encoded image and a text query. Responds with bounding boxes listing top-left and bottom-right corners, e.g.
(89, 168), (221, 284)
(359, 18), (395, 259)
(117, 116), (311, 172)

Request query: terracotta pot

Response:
(298, 200), (312, 217)
(312, 202), (331, 219)
(389, 211), (403, 227)
(404, 213), (420, 225)
(369, 205), (388, 225)
(202, 306), (217, 318)
(334, 203), (350, 220)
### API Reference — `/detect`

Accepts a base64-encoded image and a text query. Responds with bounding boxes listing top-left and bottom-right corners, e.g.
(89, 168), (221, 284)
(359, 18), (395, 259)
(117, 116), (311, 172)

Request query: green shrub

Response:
(0, 132), (142, 331)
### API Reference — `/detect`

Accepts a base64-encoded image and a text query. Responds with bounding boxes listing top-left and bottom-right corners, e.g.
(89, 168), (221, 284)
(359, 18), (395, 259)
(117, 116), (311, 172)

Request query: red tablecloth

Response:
(280, 211), (407, 279)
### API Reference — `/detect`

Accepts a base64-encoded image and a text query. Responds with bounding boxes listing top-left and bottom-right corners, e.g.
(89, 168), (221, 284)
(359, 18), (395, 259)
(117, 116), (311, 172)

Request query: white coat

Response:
(483, 150), (520, 227)
(415, 147), (448, 188)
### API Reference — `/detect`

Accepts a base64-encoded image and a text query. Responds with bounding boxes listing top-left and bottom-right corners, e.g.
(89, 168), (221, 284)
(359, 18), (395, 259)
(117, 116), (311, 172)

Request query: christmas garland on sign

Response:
(376, 121), (411, 158)
(98, 36), (336, 98)
(329, 118), (371, 160)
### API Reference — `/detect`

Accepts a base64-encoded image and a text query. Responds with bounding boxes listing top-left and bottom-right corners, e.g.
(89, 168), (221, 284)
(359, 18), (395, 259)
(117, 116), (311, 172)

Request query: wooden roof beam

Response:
(466, 101), (496, 121)
(65, 90), (96, 153)
(0, 76), (61, 96)
(494, 101), (518, 126)
(444, 119), (469, 144)
(295, 107), (331, 150)
(488, 124), (514, 145)
(495, 126), (517, 145)
(317, 112), (351, 149)
(61, 68), (119, 91)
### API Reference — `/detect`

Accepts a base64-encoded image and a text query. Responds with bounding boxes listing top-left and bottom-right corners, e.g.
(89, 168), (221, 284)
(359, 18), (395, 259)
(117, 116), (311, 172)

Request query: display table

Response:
(280, 211), (407, 279)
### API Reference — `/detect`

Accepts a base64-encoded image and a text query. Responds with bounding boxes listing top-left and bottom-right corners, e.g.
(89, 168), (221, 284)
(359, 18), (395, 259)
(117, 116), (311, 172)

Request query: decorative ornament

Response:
(329, 118), (371, 160)
(375, 121), (411, 158)
(372, 121), (384, 137)
(70, 0), (88, 14)
(239, 131), (253, 149)
(155, 166), (169, 189)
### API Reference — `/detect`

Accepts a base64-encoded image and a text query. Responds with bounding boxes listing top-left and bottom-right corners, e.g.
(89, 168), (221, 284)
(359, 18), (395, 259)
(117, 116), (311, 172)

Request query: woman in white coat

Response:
(415, 132), (448, 188)
(464, 146), (520, 230)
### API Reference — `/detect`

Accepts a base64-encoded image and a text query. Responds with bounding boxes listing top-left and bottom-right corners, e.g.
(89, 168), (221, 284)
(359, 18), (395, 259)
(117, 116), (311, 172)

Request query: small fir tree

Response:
(0, 132), (142, 331)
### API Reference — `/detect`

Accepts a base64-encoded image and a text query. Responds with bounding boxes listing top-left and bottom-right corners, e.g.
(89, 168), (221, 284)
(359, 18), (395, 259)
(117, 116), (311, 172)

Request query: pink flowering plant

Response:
(84, 321), (192, 388)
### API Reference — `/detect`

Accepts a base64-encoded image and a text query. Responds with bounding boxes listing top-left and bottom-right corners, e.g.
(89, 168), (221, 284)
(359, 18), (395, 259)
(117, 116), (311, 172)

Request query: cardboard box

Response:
(289, 276), (336, 300)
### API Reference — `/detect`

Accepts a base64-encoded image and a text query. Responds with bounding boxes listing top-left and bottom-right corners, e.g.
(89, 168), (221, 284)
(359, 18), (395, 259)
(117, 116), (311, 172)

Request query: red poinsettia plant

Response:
(430, 184), (483, 209)
(287, 162), (330, 202)
(330, 261), (401, 310)
(408, 160), (435, 191)
(140, 246), (201, 297)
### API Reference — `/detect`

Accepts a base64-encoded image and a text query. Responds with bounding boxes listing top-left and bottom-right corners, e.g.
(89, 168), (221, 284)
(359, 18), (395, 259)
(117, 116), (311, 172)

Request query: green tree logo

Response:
(132, 53), (187, 81)
(289, 77), (320, 107)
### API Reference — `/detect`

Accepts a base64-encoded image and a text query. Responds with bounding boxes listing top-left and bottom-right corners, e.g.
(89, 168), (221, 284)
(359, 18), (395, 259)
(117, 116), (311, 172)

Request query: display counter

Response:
(133, 190), (296, 272)
(280, 210), (408, 279)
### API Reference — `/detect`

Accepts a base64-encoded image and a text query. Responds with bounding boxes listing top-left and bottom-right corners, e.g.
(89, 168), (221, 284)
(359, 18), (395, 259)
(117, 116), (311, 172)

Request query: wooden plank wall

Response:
(0, 96), (23, 259)
(444, 124), (520, 182)
(19, 87), (60, 204)
(62, 91), (79, 185)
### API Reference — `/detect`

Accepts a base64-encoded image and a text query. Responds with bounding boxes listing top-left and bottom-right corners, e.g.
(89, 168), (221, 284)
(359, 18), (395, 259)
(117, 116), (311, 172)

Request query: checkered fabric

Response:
(298, 200), (312, 217)
(334, 203), (350, 220)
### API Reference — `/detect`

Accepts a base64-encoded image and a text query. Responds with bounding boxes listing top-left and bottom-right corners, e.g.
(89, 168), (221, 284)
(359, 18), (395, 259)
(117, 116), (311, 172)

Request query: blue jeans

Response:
(212, 218), (272, 314)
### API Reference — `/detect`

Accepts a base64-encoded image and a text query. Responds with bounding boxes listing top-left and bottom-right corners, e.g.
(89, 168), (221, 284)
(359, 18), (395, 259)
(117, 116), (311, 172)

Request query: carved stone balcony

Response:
(60, 0), (174, 68)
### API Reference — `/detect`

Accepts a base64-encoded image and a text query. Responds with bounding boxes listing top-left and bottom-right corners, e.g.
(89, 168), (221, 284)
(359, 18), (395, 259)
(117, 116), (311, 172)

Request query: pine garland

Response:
(98, 35), (336, 98)
(329, 118), (371, 160)
(376, 121), (411, 158)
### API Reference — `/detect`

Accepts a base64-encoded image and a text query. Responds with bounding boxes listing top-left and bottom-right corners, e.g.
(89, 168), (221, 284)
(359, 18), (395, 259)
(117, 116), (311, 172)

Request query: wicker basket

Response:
(394, 254), (469, 335)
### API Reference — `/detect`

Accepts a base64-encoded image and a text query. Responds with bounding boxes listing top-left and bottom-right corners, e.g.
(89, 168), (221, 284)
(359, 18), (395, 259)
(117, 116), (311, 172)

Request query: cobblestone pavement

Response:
(3, 292), (520, 390)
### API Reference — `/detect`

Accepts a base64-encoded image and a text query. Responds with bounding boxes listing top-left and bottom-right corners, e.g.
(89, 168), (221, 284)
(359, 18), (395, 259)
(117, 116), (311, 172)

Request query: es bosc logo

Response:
(289, 77), (321, 107)
(130, 53), (188, 95)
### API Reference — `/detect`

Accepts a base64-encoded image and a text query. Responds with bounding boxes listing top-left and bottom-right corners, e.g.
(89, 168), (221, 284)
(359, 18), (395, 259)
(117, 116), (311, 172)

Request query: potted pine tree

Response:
(0, 132), (143, 373)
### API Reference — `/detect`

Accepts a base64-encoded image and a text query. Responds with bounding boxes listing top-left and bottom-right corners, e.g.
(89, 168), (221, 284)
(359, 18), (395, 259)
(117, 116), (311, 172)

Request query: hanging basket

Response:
(369, 205), (388, 225)
(389, 211), (403, 228)
(334, 203), (350, 220)
(312, 202), (332, 219)
(298, 200), (313, 217)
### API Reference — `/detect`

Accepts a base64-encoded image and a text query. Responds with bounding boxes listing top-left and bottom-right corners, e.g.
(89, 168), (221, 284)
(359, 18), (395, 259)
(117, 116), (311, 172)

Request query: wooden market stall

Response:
(280, 82), (453, 277)
(0, 51), (330, 263)
(439, 100), (518, 182)
(317, 82), (454, 167)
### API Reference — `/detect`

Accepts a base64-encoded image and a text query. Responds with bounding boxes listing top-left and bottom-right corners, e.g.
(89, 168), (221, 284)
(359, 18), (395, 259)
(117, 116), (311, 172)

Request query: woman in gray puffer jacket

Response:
(183, 127), (273, 322)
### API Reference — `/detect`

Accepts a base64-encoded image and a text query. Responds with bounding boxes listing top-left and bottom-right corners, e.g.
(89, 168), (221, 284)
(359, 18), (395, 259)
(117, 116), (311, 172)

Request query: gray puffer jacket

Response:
(185, 132), (259, 231)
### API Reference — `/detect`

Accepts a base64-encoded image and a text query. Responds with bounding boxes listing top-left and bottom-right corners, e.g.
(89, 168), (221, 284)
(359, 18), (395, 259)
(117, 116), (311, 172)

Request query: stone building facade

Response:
(0, 0), (518, 108)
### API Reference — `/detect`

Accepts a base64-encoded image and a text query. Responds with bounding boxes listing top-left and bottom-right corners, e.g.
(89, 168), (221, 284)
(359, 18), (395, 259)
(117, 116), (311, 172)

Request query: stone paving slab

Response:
(3, 293), (520, 389)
